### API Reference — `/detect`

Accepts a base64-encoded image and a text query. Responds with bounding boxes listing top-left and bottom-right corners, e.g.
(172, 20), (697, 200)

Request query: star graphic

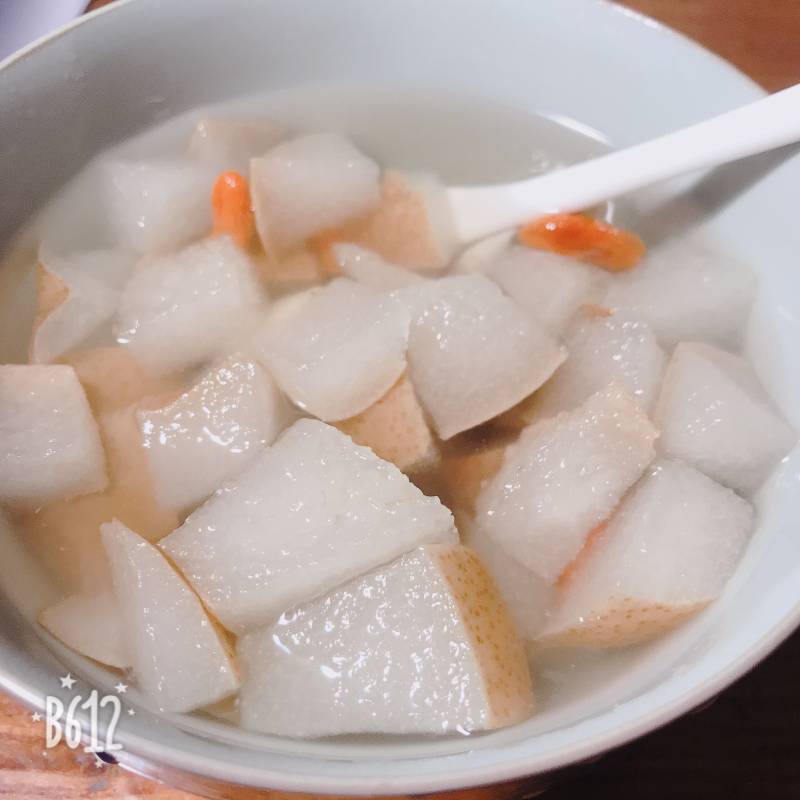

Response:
(127, 708), (136, 716)
(59, 673), (76, 690)
(31, 712), (42, 722)
(93, 754), (105, 769)
(114, 682), (128, 694)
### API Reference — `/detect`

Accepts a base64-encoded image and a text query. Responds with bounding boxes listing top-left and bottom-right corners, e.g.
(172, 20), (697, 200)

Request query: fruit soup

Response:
(0, 88), (795, 739)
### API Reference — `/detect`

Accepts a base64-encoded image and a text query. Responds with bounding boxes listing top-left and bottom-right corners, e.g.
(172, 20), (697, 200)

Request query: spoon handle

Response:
(448, 82), (800, 242)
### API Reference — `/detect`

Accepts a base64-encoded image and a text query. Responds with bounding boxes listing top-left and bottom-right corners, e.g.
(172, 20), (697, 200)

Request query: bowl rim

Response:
(1, 0), (798, 795)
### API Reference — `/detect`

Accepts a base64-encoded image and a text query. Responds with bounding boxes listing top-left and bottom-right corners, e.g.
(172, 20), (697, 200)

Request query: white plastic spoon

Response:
(448, 82), (800, 243)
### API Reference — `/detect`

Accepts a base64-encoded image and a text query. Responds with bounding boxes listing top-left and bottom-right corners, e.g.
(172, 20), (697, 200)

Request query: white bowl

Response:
(1, 0), (799, 795)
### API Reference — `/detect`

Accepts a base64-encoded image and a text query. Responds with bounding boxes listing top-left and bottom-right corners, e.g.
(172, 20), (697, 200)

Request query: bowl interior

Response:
(1, 0), (799, 794)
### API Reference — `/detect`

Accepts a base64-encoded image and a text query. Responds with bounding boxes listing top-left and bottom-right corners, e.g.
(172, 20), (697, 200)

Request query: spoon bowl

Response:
(448, 83), (800, 242)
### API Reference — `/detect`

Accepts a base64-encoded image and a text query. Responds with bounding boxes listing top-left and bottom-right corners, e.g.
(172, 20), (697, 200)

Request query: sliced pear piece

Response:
(99, 392), (184, 538)
(475, 384), (657, 584)
(440, 433), (509, 517)
(315, 171), (456, 272)
(462, 518), (554, 641)
(655, 342), (796, 494)
(39, 591), (129, 669)
(105, 159), (216, 254)
(238, 543), (533, 737)
(486, 246), (608, 335)
(604, 240), (756, 350)
(400, 274), (565, 439)
(31, 248), (135, 364)
(252, 248), (326, 296)
(0, 365), (107, 508)
(254, 277), (409, 422)
(161, 419), (457, 633)
(332, 243), (426, 291)
(137, 354), (291, 511)
(335, 373), (437, 474)
(136, 354), (292, 509)
(189, 117), (286, 174)
(102, 520), (239, 713)
(502, 309), (667, 430)
(32, 261), (69, 333)
(539, 459), (753, 648)
(115, 236), (263, 376)
(452, 231), (515, 274)
(251, 133), (380, 257)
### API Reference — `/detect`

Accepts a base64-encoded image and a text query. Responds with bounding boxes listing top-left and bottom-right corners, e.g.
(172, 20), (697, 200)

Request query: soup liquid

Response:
(0, 87), (683, 751)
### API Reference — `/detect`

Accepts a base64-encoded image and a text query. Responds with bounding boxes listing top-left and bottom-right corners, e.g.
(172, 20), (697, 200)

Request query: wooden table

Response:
(2, 2), (799, 798)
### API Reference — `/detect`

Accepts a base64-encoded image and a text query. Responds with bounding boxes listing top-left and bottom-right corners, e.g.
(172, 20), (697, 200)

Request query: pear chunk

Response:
(332, 244), (426, 291)
(525, 309), (667, 423)
(539, 459), (753, 648)
(160, 419), (457, 633)
(238, 544), (533, 737)
(462, 520), (554, 641)
(475, 385), (657, 584)
(189, 117), (286, 173)
(39, 591), (129, 669)
(138, 354), (291, 511)
(254, 278), (409, 422)
(400, 274), (565, 439)
(103, 520), (239, 713)
(251, 133), (380, 257)
(105, 159), (216, 254)
(335, 373), (437, 474)
(655, 342), (796, 494)
(604, 241), (755, 349)
(486, 246), (607, 334)
(0, 365), (107, 508)
(31, 248), (135, 364)
(115, 237), (262, 376)
(320, 171), (456, 271)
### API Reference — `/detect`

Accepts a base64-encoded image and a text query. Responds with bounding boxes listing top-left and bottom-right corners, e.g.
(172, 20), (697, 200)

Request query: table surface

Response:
(2, 1), (800, 798)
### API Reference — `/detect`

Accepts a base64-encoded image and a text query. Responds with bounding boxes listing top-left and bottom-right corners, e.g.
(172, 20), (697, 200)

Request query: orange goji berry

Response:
(211, 171), (255, 250)
(519, 213), (645, 272)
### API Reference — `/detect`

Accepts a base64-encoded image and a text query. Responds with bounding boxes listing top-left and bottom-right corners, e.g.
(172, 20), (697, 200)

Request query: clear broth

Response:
(0, 86), (699, 748)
